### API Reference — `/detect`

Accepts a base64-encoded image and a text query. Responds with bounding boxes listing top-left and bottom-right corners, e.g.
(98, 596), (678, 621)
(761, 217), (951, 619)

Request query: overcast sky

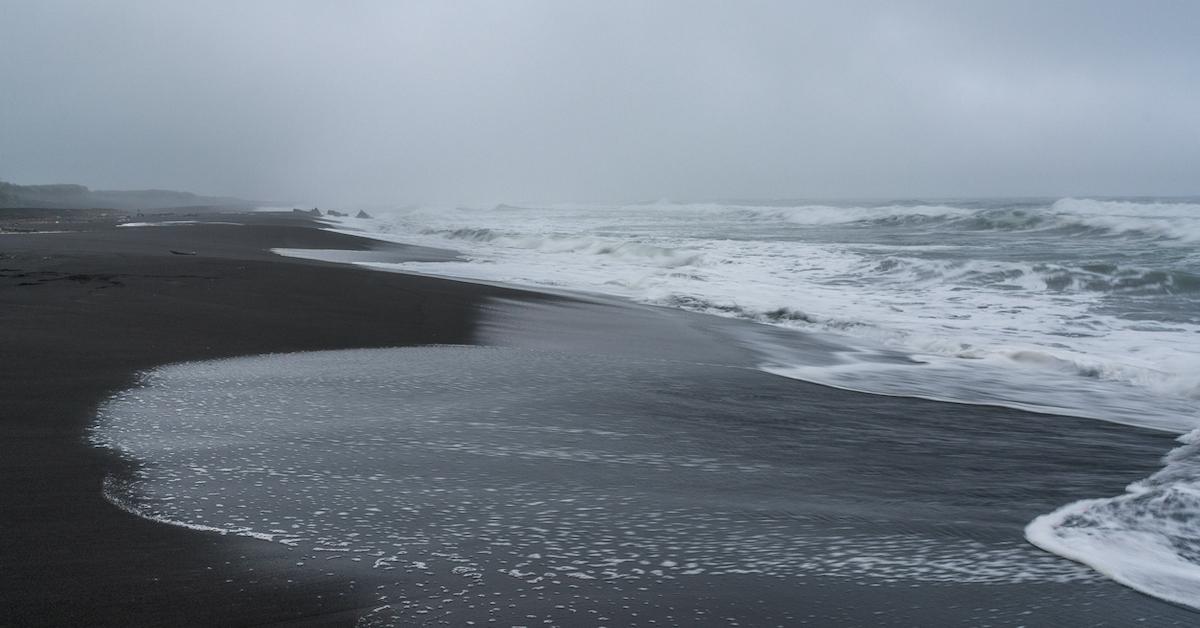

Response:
(2, 1), (1198, 205)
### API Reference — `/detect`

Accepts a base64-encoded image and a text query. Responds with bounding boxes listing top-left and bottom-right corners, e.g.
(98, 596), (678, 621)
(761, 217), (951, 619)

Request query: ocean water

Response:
(302, 197), (1200, 610)
(325, 198), (1200, 433)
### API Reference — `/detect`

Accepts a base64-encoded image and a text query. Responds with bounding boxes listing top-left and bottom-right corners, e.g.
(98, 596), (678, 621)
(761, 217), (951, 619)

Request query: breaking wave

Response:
(426, 227), (704, 268)
(864, 256), (1200, 295)
(696, 198), (1200, 242)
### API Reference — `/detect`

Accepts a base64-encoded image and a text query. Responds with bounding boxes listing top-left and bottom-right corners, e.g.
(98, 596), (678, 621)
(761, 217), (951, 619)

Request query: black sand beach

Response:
(2, 209), (1197, 626)
(0, 210), (538, 625)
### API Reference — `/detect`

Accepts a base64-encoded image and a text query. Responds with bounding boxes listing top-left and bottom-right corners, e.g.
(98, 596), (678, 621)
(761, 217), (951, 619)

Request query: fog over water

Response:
(2, 1), (1198, 204)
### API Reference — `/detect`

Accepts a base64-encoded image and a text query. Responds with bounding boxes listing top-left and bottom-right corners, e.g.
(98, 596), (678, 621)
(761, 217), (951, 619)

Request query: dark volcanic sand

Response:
(2, 210), (1197, 626)
(0, 210), (540, 625)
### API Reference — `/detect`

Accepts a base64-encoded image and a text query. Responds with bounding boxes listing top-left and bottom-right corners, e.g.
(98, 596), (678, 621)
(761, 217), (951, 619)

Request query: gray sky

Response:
(2, 1), (1198, 205)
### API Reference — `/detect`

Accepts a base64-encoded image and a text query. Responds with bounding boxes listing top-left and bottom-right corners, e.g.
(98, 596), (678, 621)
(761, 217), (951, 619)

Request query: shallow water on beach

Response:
(91, 345), (1199, 625)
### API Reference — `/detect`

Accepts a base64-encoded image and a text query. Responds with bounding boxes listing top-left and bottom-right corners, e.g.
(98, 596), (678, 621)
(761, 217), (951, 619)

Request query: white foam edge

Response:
(762, 364), (1189, 434)
(270, 247), (380, 264)
(100, 475), (300, 545)
(1025, 498), (1200, 611)
(117, 220), (243, 227)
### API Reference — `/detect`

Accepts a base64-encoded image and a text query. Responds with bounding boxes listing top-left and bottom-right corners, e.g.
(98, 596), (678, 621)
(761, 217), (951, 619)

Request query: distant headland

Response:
(0, 180), (253, 211)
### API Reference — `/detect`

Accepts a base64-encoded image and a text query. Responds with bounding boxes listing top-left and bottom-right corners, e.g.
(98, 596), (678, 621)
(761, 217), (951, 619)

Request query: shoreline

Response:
(3, 208), (1196, 625)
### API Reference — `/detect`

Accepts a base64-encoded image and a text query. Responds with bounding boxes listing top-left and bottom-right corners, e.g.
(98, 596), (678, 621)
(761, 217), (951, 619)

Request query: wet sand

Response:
(0, 210), (541, 625)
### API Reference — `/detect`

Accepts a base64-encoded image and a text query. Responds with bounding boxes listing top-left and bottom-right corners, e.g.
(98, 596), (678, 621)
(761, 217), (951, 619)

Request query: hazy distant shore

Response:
(0, 180), (256, 211)
(2, 208), (1196, 626)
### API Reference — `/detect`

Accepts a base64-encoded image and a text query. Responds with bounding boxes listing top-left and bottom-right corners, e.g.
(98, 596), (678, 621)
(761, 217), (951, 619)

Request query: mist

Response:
(2, 0), (1198, 206)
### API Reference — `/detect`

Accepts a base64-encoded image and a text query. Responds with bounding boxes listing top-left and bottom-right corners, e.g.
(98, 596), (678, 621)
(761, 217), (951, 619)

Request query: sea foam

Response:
(1027, 428), (1200, 610)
